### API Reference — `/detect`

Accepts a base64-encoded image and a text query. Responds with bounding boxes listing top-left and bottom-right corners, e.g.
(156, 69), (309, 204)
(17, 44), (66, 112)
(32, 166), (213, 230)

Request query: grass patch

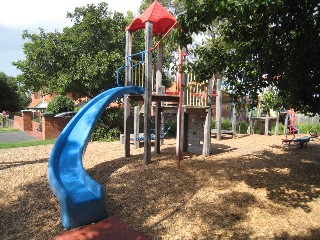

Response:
(297, 123), (320, 134)
(0, 127), (19, 133)
(0, 139), (56, 149)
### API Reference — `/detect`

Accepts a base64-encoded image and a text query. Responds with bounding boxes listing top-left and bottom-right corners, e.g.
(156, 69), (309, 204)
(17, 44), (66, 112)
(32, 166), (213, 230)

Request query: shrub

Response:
(164, 119), (176, 138)
(297, 123), (320, 134)
(33, 117), (41, 123)
(221, 118), (232, 130)
(238, 121), (249, 134)
(91, 125), (109, 141)
(211, 119), (216, 129)
(106, 127), (121, 140)
(46, 95), (74, 115)
(91, 108), (124, 141)
(211, 118), (232, 130)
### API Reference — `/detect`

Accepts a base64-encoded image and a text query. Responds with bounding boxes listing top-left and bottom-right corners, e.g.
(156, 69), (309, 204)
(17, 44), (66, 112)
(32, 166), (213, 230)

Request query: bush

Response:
(211, 118), (232, 130)
(91, 125), (108, 141)
(91, 108), (124, 141)
(107, 127), (121, 140)
(297, 123), (320, 134)
(221, 118), (232, 130)
(211, 119), (216, 129)
(46, 95), (74, 115)
(268, 122), (284, 134)
(33, 118), (41, 123)
(238, 121), (249, 134)
(164, 119), (176, 138)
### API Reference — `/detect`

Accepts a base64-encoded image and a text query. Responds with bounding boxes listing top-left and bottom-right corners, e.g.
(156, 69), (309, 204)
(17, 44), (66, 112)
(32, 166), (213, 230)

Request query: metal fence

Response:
(297, 114), (320, 124)
(6, 119), (14, 127)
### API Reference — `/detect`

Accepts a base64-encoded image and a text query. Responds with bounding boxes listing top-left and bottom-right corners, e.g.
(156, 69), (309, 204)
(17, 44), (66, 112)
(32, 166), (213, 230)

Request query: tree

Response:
(139, 0), (184, 16)
(14, 2), (128, 99)
(46, 95), (74, 115)
(178, 0), (320, 115)
(0, 72), (30, 112)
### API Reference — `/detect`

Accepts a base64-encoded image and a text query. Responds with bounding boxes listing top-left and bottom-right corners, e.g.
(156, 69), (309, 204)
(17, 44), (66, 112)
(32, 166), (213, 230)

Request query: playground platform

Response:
(54, 217), (150, 240)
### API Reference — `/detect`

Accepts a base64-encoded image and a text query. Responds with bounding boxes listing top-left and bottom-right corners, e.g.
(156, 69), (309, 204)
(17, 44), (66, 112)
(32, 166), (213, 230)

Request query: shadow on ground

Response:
(1, 139), (320, 239)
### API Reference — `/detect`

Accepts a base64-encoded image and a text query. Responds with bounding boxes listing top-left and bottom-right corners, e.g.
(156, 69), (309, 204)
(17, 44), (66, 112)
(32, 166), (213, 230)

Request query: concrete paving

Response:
(0, 131), (38, 143)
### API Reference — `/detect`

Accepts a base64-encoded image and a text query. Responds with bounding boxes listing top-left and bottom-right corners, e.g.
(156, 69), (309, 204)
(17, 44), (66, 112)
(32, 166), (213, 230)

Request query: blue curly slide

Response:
(48, 86), (145, 229)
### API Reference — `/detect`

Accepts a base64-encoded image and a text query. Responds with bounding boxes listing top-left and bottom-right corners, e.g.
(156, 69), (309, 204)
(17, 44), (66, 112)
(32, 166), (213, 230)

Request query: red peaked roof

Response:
(126, 1), (177, 35)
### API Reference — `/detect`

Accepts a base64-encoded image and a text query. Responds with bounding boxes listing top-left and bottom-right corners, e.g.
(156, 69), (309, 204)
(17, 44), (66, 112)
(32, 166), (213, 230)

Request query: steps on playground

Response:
(53, 217), (150, 240)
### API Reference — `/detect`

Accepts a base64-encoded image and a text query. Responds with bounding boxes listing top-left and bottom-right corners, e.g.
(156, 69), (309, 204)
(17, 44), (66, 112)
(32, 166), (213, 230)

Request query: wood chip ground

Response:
(1, 134), (320, 239)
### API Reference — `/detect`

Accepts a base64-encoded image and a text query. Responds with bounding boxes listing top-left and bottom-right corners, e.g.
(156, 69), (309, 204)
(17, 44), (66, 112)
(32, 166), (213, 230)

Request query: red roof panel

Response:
(126, 1), (177, 35)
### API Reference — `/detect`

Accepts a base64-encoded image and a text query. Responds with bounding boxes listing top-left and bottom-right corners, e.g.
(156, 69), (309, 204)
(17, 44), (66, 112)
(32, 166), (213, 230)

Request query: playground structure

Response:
(286, 108), (300, 134)
(121, 1), (217, 165)
(245, 92), (289, 136)
(281, 108), (312, 147)
(48, 1), (220, 230)
(121, 73), (225, 149)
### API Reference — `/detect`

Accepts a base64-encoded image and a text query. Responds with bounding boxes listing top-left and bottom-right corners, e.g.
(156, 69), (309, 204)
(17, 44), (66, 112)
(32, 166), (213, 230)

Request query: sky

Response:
(0, 0), (142, 77)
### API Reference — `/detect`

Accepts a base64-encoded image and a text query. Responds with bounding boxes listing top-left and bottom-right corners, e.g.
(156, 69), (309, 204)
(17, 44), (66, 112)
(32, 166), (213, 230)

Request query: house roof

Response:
(28, 98), (43, 108)
(126, 1), (177, 35)
(28, 99), (48, 110)
(165, 81), (179, 95)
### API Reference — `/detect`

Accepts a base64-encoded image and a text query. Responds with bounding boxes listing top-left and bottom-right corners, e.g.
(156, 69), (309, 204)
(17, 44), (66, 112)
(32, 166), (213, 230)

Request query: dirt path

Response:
(0, 134), (319, 239)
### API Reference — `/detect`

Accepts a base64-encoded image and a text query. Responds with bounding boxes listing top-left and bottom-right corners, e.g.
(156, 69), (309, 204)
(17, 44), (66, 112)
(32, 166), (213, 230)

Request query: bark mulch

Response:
(0, 134), (319, 239)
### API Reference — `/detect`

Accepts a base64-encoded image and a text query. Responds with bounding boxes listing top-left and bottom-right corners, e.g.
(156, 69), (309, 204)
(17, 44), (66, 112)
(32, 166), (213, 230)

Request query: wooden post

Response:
(155, 40), (163, 94)
(275, 111), (279, 135)
(248, 111), (253, 134)
(232, 105), (237, 139)
(154, 39), (163, 154)
(134, 104), (141, 148)
(176, 47), (186, 167)
(284, 112), (288, 134)
(182, 73), (188, 152)
(144, 21), (153, 164)
(216, 77), (222, 141)
(124, 30), (132, 157)
(265, 115), (269, 136)
(203, 76), (213, 156)
(155, 101), (161, 154)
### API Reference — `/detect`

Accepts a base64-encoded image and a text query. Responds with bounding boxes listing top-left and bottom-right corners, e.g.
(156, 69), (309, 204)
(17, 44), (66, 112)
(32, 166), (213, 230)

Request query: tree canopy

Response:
(14, 2), (128, 99)
(178, 0), (320, 115)
(0, 72), (30, 112)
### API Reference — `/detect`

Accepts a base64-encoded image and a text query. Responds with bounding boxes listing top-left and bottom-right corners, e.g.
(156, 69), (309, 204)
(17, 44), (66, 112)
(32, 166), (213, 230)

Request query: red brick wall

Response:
(32, 121), (40, 132)
(211, 102), (232, 119)
(13, 115), (23, 130)
(42, 116), (70, 140)
(22, 111), (32, 131)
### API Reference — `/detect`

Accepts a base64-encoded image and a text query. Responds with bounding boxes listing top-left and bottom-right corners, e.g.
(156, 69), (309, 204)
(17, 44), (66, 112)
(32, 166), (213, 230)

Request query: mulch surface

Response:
(1, 134), (320, 239)
(54, 217), (150, 240)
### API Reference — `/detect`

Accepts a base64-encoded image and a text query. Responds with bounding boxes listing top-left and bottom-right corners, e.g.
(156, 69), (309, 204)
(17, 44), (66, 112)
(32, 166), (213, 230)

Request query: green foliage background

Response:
(0, 72), (30, 112)
(46, 95), (74, 115)
(178, 0), (320, 115)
